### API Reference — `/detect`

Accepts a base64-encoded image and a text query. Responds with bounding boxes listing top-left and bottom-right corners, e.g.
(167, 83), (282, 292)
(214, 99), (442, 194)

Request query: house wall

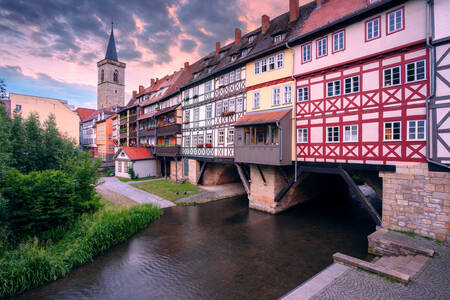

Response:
(9, 93), (80, 144)
(246, 48), (293, 87)
(115, 159), (131, 178)
(134, 160), (158, 178)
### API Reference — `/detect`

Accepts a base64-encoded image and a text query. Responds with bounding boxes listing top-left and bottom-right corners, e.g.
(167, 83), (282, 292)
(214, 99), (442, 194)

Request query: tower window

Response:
(101, 69), (104, 82)
(113, 70), (118, 82)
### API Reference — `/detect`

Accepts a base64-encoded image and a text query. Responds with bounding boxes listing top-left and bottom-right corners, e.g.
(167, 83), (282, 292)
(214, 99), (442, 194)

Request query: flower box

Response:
(183, 97), (190, 101)
(197, 144), (204, 148)
(205, 143), (212, 148)
(221, 111), (235, 117)
(193, 95), (198, 99)
(183, 121), (189, 124)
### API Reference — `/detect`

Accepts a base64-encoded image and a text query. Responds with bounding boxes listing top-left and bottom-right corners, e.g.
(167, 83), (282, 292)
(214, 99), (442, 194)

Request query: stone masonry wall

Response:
(202, 163), (240, 185)
(170, 160), (183, 181)
(380, 162), (450, 242)
(187, 159), (200, 184)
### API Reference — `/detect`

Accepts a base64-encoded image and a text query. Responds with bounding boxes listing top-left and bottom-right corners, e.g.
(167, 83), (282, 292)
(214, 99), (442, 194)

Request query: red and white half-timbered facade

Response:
(292, 0), (429, 166)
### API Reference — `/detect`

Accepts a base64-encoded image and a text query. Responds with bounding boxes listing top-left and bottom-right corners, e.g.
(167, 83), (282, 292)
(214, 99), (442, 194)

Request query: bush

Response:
(0, 204), (162, 298)
(128, 166), (138, 179)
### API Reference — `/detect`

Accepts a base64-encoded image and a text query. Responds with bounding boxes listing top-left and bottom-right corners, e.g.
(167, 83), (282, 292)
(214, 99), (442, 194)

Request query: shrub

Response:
(128, 166), (138, 179)
(0, 204), (162, 298)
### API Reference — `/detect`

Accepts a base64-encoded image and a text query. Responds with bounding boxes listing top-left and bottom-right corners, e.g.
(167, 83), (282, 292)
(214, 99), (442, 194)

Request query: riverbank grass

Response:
(131, 179), (200, 202)
(117, 176), (157, 183)
(0, 199), (162, 298)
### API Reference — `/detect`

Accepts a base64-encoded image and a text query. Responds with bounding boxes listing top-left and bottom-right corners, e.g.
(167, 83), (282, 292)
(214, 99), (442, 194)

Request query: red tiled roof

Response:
(75, 107), (96, 121)
(153, 104), (180, 117)
(234, 109), (291, 126)
(121, 146), (153, 160)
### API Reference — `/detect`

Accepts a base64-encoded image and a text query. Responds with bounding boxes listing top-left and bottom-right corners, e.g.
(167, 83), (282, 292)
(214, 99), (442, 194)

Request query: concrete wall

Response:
(380, 163), (450, 242)
(202, 163), (240, 185)
(9, 93), (80, 144)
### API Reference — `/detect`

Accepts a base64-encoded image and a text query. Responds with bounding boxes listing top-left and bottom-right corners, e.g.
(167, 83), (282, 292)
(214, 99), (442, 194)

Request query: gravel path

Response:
(97, 177), (175, 208)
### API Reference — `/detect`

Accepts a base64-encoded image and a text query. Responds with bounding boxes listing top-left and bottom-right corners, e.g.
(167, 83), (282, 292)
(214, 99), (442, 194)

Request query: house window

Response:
(15, 104), (22, 111)
(344, 125), (358, 142)
(193, 108), (199, 121)
(283, 85), (292, 104)
(220, 76), (224, 86)
(254, 61), (260, 75)
(224, 73), (230, 85)
(230, 71), (235, 83)
(198, 135), (204, 145)
(261, 59), (267, 72)
(206, 105), (212, 118)
(327, 80), (341, 97)
(277, 53), (284, 68)
(113, 70), (119, 82)
(206, 134), (213, 144)
(218, 130), (225, 144)
(366, 17), (380, 40)
(216, 102), (222, 116)
(273, 34), (282, 43)
(317, 38), (327, 57)
(183, 90), (190, 99)
(236, 68), (241, 80)
(384, 66), (401, 87)
(333, 30), (345, 52)
(384, 121), (401, 141)
(302, 43), (311, 62)
(223, 100), (229, 112)
(298, 87), (309, 102)
(236, 98), (243, 112)
(118, 160), (122, 172)
(387, 8), (403, 34)
(228, 129), (234, 144)
(408, 120), (425, 140)
(253, 92), (260, 109)
(205, 80), (212, 92)
(297, 128), (308, 143)
(406, 60), (425, 83)
(193, 86), (199, 96)
(344, 76), (360, 94)
(229, 99), (235, 112)
(192, 135), (198, 146)
(269, 56), (275, 70)
(327, 126), (340, 142)
(248, 35), (255, 43)
(109, 145), (114, 151)
(184, 110), (190, 123)
(272, 87), (281, 106)
(241, 48), (248, 56)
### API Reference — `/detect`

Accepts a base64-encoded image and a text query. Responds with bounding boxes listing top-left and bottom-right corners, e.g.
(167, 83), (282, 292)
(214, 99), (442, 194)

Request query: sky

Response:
(0, 0), (290, 109)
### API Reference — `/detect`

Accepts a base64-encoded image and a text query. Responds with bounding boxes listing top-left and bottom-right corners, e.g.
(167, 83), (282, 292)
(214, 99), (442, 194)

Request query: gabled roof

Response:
(105, 25), (118, 61)
(116, 146), (153, 160)
(234, 108), (291, 126)
(75, 107), (96, 122)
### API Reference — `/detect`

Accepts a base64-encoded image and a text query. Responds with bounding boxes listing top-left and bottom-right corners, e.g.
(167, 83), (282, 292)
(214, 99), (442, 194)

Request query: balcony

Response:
(139, 128), (157, 137)
(120, 132), (127, 139)
(120, 118), (127, 125)
(155, 145), (181, 157)
(129, 130), (137, 138)
(157, 123), (182, 136)
(129, 115), (137, 123)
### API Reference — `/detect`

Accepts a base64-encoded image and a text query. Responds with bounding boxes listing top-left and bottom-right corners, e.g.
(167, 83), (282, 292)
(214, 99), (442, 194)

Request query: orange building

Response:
(96, 114), (116, 161)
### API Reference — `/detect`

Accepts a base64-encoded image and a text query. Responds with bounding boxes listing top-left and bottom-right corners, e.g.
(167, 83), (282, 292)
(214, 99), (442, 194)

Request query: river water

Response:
(18, 193), (376, 300)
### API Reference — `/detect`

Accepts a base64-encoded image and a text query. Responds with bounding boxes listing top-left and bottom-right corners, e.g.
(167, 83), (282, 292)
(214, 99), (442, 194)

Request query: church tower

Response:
(97, 23), (126, 109)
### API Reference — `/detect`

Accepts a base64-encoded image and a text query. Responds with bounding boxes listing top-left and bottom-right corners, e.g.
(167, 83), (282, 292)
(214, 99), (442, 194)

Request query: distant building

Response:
(75, 107), (96, 145)
(8, 93), (80, 144)
(114, 146), (158, 178)
(96, 114), (116, 161)
(97, 24), (126, 109)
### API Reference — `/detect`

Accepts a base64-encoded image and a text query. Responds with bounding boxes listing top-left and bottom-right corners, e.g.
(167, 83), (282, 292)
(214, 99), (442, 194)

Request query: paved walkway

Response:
(175, 182), (246, 204)
(97, 177), (175, 208)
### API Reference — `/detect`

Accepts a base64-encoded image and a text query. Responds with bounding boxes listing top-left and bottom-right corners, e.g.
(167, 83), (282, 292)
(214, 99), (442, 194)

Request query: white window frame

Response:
(277, 53), (284, 68)
(269, 56), (275, 71)
(228, 129), (235, 144)
(407, 120), (425, 141)
(297, 128), (308, 143)
(344, 76), (360, 94)
(317, 38), (327, 57)
(253, 92), (260, 109)
(302, 43), (311, 62)
(283, 85), (292, 104)
(236, 68), (241, 80)
(205, 80), (212, 92)
(406, 60), (426, 83)
(327, 80), (341, 97)
(236, 98), (243, 112)
(384, 121), (401, 141)
(206, 105), (212, 119)
(272, 87), (281, 106)
(333, 30), (345, 52)
(193, 108), (199, 121)
(366, 17), (380, 40)
(261, 59), (267, 72)
(297, 87), (309, 102)
(327, 126), (340, 143)
(274, 34), (282, 43)
(387, 8), (403, 34)
(344, 125), (358, 142)
(206, 134), (213, 144)
(383, 66), (401, 87)
(218, 130), (225, 144)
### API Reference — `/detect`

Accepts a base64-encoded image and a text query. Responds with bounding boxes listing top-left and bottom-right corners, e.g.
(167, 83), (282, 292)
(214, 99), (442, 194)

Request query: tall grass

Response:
(0, 203), (162, 298)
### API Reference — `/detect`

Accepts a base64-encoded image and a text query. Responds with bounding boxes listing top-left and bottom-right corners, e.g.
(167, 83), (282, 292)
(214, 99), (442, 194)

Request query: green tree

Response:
(23, 113), (44, 172)
(0, 101), (12, 173)
(0, 79), (6, 99)
(9, 111), (27, 172)
(42, 114), (64, 170)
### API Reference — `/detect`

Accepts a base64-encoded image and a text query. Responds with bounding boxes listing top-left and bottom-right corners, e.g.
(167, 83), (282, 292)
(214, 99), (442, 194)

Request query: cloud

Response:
(0, 65), (96, 108)
(180, 39), (197, 52)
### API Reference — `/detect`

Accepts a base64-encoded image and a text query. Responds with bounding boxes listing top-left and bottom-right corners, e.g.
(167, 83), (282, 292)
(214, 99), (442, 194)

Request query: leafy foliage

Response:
(128, 166), (138, 179)
(0, 79), (6, 98)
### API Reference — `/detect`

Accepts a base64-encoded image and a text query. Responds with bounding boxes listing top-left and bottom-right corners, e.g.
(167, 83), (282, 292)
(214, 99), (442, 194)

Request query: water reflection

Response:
(18, 193), (375, 300)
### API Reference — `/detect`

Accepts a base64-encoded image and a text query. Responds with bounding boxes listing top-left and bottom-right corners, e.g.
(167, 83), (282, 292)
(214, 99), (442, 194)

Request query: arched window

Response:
(101, 69), (104, 82)
(113, 70), (118, 82)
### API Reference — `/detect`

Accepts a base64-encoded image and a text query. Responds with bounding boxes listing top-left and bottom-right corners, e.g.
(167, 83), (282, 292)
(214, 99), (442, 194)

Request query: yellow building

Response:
(9, 93), (80, 144)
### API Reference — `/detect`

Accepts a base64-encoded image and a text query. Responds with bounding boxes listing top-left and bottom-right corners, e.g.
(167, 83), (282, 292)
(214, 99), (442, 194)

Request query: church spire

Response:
(105, 22), (118, 61)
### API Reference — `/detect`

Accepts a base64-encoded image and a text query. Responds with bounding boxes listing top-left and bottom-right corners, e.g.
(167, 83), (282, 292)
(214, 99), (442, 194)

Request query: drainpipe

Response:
(276, 121), (283, 162)
(285, 41), (298, 180)
(425, 0), (450, 169)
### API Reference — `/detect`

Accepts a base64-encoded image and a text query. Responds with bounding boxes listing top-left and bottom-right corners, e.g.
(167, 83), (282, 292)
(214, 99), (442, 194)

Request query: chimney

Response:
(316, 0), (322, 7)
(139, 85), (144, 93)
(151, 78), (155, 86)
(216, 41), (221, 54)
(235, 28), (242, 45)
(132, 90), (137, 99)
(184, 61), (189, 69)
(289, 0), (299, 22)
(261, 15), (270, 34)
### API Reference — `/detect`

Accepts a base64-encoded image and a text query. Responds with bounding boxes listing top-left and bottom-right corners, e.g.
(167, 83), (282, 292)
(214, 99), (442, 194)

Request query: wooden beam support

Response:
(235, 163), (251, 195)
(256, 165), (266, 184)
(274, 167), (303, 203)
(196, 162), (207, 185)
